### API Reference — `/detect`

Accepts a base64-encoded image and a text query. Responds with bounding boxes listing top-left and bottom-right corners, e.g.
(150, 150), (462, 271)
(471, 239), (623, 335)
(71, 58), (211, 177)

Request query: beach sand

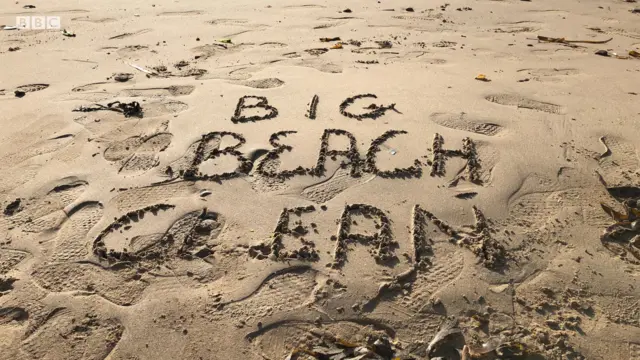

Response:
(1, 0), (640, 358)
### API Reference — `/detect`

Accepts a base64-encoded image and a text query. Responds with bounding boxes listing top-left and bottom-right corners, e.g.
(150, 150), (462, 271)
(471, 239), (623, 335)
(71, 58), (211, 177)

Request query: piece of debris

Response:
(305, 48), (329, 56)
(631, 8), (640, 13)
(475, 74), (491, 82)
(595, 49), (609, 57)
(306, 94), (319, 119)
(433, 40), (457, 48)
(320, 37), (341, 42)
(4, 198), (22, 216)
(406, 7), (415, 12)
(537, 35), (612, 44)
(426, 317), (462, 355)
(455, 192), (478, 199)
(174, 60), (190, 69)
(113, 73), (134, 82)
(3, 26), (19, 30)
(630, 50), (640, 58)
(330, 43), (343, 49)
(73, 100), (143, 118)
(597, 175), (640, 264)
(152, 65), (168, 73)
(62, 29), (76, 37)
(343, 8), (352, 13)
(128, 63), (156, 75)
(8, 46), (20, 52)
(218, 38), (232, 44)
(283, 326), (402, 360)
(23, 4), (36, 8)
(467, 337), (507, 357)
(376, 40), (392, 49)
(14, 90), (25, 98)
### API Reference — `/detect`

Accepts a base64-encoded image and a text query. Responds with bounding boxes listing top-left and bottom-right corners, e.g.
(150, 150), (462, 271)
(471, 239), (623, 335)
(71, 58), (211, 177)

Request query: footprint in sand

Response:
(507, 173), (612, 229)
(191, 43), (232, 60)
(0, 132), (75, 169)
(30, 205), (172, 306)
(230, 78), (285, 89)
(32, 261), (147, 306)
(0, 248), (28, 275)
(259, 42), (288, 48)
(14, 84), (49, 93)
(516, 68), (580, 82)
(103, 132), (173, 174)
(429, 112), (504, 136)
(71, 82), (109, 93)
(47, 201), (104, 263)
(20, 306), (123, 360)
(115, 44), (150, 58)
(474, 141), (500, 185)
(1, 178), (88, 234)
(597, 135), (639, 185)
(301, 166), (374, 203)
(111, 182), (196, 212)
(0, 281), (55, 355)
(370, 250), (465, 322)
(204, 266), (319, 325)
(120, 85), (195, 97)
(33, 205), (229, 306)
(485, 93), (564, 114)
(293, 59), (342, 73)
(0, 164), (42, 197)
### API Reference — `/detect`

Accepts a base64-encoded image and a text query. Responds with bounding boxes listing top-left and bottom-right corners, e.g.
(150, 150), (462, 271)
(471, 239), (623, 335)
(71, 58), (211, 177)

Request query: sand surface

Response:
(1, 0), (640, 359)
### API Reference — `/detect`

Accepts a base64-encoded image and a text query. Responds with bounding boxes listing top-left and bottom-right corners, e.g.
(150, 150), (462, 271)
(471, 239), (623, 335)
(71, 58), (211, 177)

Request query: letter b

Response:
(31, 16), (45, 30)
(16, 16), (30, 29)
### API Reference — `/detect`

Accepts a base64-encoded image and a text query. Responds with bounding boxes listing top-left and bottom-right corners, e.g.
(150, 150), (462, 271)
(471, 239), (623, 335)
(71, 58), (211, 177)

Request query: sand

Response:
(1, 0), (640, 358)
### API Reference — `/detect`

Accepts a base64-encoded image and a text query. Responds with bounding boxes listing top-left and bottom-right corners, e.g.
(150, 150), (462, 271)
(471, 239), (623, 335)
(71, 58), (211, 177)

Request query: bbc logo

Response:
(16, 16), (61, 29)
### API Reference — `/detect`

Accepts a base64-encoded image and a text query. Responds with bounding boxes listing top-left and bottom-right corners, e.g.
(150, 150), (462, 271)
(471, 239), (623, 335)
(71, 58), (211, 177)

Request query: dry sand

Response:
(1, 0), (640, 359)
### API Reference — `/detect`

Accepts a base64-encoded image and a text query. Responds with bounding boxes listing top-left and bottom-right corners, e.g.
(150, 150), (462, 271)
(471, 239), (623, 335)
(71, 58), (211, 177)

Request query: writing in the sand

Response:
(93, 201), (471, 269)
(162, 94), (481, 183)
(230, 93), (397, 123)
(247, 203), (458, 268)
(94, 94), (495, 269)
(166, 129), (480, 184)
